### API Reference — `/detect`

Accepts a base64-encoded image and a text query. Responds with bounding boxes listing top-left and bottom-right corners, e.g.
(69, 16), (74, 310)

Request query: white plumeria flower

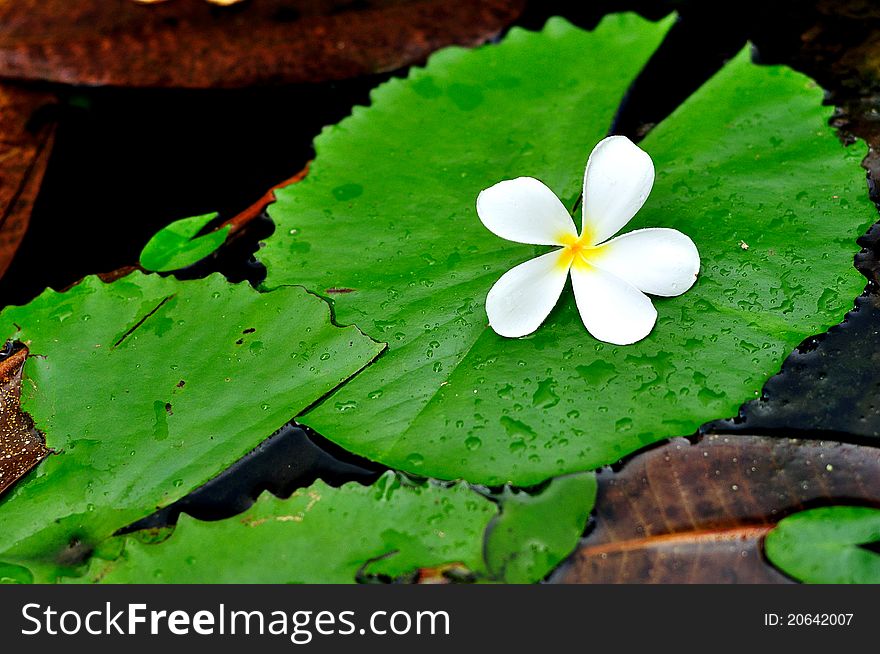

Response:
(477, 135), (700, 345)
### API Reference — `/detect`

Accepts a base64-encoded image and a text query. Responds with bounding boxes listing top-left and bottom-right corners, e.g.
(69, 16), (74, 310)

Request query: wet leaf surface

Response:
(0, 84), (55, 281)
(0, 273), (384, 581)
(265, 16), (872, 486)
(703, 116), (880, 443)
(75, 473), (498, 584)
(484, 472), (595, 583)
(549, 434), (880, 584)
(0, 345), (49, 498)
(0, 0), (524, 88)
(765, 506), (880, 584)
(73, 469), (595, 584)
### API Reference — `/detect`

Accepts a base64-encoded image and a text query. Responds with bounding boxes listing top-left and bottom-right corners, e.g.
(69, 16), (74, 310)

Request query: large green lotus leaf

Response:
(74, 474), (494, 583)
(264, 15), (874, 486)
(765, 506), (880, 584)
(0, 273), (384, 581)
(263, 15), (670, 484)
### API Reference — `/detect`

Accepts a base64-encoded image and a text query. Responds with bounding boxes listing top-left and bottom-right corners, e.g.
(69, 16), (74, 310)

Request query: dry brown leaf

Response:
(0, 345), (49, 498)
(550, 434), (880, 583)
(0, 0), (525, 88)
(0, 84), (56, 280)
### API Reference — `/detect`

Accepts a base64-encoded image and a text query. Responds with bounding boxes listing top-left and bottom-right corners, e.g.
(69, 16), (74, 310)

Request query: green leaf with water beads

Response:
(70, 473), (495, 584)
(263, 15), (874, 485)
(485, 472), (596, 583)
(0, 273), (384, 581)
(139, 212), (230, 272)
(70, 469), (596, 583)
(765, 506), (880, 584)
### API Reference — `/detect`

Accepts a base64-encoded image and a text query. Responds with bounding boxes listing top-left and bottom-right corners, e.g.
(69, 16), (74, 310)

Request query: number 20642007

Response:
(764, 614), (854, 626)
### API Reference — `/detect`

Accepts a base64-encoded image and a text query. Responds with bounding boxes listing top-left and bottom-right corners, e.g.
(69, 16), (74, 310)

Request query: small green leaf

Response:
(139, 212), (230, 272)
(72, 473), (497, 584)
(0, 273), (384, 581)
(486, 472), (596, 583)
(765, 506), (880, 584)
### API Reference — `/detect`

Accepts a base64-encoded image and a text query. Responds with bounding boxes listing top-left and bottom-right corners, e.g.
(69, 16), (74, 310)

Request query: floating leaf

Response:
(0, 346), (49, 498)
(76, 473), (496, 584)
(765, 506), (880, 584)
(0, 273), (384, 581)
(484, 472), (595, 583)
(264, 15), (873, 485)
(74, 468), (595, 584)
(0, 0), (524, 88)
(139, 212), (230, 272)
(549, 434), (880, 584)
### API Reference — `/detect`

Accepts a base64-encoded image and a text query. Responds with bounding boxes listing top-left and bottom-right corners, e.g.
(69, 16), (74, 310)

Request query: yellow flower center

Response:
(557, 231), (603, 271)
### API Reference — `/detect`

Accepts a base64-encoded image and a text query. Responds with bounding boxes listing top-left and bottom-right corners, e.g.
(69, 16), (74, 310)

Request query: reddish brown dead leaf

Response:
(134, 1), (248, 5)
(0, 84), (55, 280)
(0, 345), (49, 498)
(550, 434), (880, 584)
(0, 0), (525, 88)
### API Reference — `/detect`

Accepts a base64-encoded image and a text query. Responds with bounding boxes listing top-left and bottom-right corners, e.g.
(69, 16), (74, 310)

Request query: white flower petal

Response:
(581, 135), (655, 244)
(570, 263), (657, 345)
(486, 249), (570, 338)
(477, 177), (578, 246)
(592, 228), (700, 297)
